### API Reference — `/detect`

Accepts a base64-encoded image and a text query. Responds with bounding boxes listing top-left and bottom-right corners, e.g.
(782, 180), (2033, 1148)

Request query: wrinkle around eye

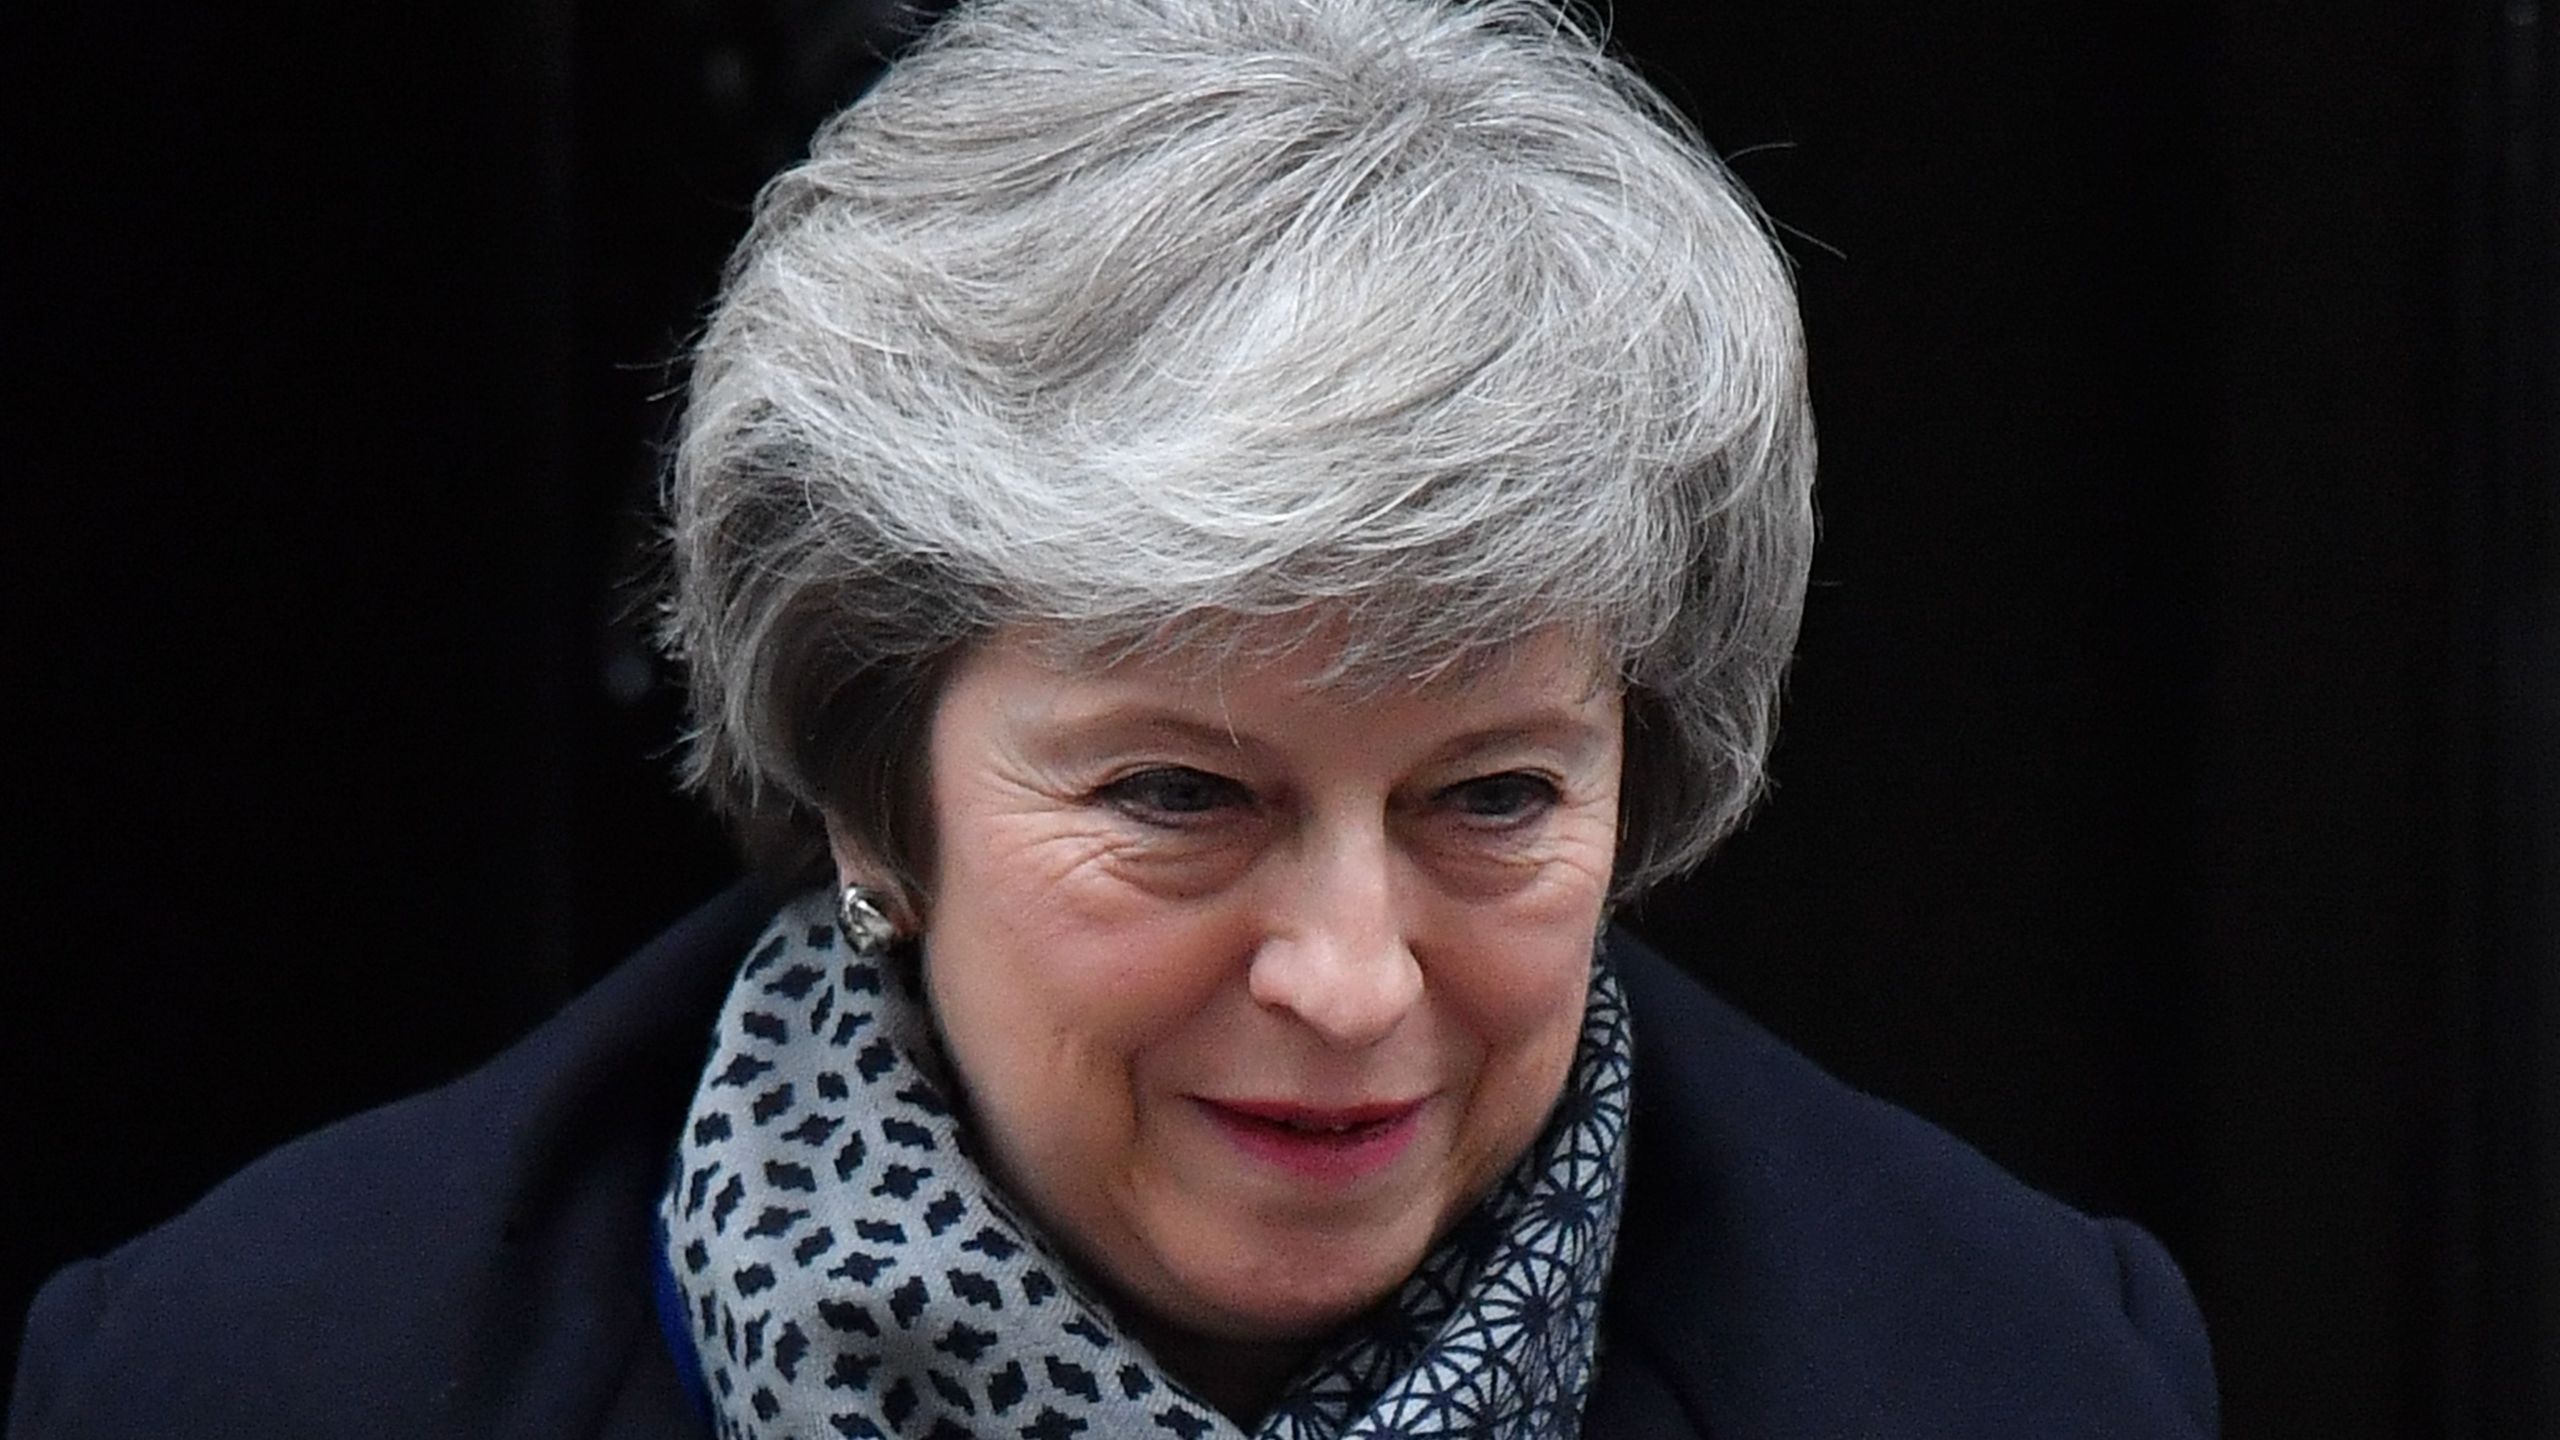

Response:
(1014, 823), (1240, 905)
(1426, 831), (1617, 908)
(1084, 827), (1261, 902)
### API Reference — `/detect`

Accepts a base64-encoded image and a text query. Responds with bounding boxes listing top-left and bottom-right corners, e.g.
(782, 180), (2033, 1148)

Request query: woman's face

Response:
(887, 625), (1621, 1346)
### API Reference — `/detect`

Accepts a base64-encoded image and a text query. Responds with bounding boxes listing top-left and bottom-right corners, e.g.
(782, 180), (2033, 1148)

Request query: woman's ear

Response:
(818, 815), (921, 937)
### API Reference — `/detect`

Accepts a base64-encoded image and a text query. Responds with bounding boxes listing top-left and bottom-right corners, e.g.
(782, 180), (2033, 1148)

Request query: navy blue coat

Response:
(10, 884), (2217, 1437)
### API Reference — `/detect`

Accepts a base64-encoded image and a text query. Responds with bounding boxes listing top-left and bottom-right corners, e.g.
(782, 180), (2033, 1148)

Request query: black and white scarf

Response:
(660, 891), (1633, 1440)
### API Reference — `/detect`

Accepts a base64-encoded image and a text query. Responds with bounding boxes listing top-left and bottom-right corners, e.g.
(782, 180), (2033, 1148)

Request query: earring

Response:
(835, 884), (900, 958)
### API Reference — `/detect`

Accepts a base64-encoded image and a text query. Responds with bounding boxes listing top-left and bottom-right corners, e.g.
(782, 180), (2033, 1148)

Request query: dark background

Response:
(7, 0), (2554, 1434)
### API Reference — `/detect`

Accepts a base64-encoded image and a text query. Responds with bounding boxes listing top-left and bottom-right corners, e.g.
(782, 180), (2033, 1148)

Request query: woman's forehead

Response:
(1012, 613), (1622, 705)
(944, 623), (1624, 778)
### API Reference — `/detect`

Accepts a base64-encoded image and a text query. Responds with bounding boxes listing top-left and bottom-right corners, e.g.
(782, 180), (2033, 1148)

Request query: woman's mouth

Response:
(1195, 1098), (1427, 1183)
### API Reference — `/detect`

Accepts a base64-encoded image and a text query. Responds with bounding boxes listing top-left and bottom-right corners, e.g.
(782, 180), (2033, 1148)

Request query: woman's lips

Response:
(1195, 1097), (1427, 1183)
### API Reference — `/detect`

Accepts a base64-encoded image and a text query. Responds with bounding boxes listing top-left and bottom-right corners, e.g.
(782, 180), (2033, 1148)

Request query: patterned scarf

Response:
(660, 892), (1632, 1440)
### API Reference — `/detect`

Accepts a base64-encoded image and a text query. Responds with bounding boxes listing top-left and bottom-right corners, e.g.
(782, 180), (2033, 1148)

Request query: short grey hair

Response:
(662, 0), (1816, 903)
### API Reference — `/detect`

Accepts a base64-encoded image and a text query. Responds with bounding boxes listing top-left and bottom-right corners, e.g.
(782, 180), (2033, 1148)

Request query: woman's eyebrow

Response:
(1428, 714), (1617, 769)
(1031, 707), (1269, 762)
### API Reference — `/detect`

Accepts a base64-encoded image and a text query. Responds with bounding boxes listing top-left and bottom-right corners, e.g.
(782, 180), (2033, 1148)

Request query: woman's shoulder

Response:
(1592, 928), (2219, 1438)
(7, 882), (777, 1440)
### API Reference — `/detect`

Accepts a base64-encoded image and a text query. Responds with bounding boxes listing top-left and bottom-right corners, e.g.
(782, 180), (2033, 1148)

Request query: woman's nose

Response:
(1245, 823), (1425, 1049)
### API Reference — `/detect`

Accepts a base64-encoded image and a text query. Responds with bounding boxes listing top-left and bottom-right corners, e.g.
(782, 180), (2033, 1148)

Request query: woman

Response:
(10, 0), (2216, 1435)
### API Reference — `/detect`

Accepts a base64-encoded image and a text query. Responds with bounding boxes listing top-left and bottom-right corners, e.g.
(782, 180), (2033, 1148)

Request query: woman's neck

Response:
(1122, 1315), (1317, 1427)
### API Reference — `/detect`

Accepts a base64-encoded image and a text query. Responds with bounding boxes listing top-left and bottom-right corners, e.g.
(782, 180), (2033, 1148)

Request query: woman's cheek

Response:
(957, 858), (1243, 1050)
(1475, 951), (1596, 1052)
(1431, 879), (1605, 1051)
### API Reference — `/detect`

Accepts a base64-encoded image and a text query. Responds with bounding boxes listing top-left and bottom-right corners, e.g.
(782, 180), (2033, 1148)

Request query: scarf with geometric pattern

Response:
(660, 890), (1632, 1440)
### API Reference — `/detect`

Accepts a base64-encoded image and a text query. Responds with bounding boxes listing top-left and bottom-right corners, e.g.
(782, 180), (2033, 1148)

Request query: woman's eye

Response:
(1441, 772), (1560, 825)
(1098, 767), (1251, 823)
